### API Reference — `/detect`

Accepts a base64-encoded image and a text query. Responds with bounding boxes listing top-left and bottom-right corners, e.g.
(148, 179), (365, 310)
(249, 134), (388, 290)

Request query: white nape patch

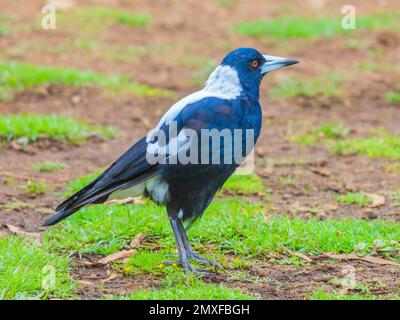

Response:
(204, 65), (242, 97)
(148, 65), (242, 137)
(108, 175), (169, 204)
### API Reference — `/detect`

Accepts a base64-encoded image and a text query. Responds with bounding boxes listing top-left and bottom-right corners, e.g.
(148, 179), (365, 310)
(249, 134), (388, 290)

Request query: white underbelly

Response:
(107, 175), (169, 204)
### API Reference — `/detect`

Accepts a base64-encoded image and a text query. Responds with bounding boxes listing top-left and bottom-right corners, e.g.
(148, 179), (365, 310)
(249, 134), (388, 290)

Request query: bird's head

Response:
(205, 48), (299, 98)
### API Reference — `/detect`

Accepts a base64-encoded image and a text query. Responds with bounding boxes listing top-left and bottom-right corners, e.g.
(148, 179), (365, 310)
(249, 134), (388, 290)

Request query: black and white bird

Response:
(43, 48), (298, 273)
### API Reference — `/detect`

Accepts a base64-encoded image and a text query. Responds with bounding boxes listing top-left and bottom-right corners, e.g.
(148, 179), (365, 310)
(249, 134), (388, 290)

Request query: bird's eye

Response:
(250, 60), (259, 69)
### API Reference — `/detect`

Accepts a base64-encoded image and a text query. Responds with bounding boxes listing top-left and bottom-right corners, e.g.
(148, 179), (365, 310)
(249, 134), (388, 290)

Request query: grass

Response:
(388, 188), (400, 206)
(112, 282), (254, 300)
(291, 122), (350, 145)
(33, 161), (66, 172)
(43, 196), (400, 262)
(122, 249), (240, 276)
(311, 290), (376, 300)
(336, 192), (374, 207)
(353, 62), (394, 73)
(1, 198), (35, 212)
(331, 133), (400, 160)
(123, 250), (173, 276)
(234, 12), (400, 39)
(271, 74), (343, 99)
(291, 124), (400, 161)
(279, 176), (296, 186)
(43, 201), (167, 255)
(114, 270), (255, 300)
(222, 173), (264, 195)
(0, 16), (11, 37)
(0, 114), (117, 143)
(0, 236), (74, 300)
(52, 39), (147, 64)
(216, 0), (236, 9)
(384, 163), (400, 174)
(25, 180), (48, 197)
(314, 123), (350, 140)
(57, 6), (150, 33)
(65, 169), (103, 196)
(385, 91), (400, 105)
(0, 61), (170, 100)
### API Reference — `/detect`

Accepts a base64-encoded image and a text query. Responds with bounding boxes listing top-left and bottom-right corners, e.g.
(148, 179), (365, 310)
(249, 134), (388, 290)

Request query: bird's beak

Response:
(261, 55), (299, 75)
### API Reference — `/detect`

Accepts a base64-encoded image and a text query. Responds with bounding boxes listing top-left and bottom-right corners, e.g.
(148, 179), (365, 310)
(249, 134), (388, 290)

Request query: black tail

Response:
(42, 207), (77, 226)
(42, 188), (108, 227)
(42, 172), (106, 227)
(42, 137), (158, 227)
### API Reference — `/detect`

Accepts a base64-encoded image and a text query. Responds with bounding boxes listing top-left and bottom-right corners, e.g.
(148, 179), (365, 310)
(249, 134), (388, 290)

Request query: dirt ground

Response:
(0, 0), (399, 299)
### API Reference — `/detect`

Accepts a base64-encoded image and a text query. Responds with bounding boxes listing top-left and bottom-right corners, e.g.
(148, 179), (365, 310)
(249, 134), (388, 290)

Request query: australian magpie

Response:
(43, 48), (298, 273)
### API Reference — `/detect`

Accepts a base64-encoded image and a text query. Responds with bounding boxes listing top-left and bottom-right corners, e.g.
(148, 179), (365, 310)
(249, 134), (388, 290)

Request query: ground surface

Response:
(0, 0), (399, 300)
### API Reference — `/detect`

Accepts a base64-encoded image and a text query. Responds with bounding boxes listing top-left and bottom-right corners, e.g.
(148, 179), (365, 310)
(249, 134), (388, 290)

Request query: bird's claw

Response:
(163, 256), (217, 275)
(187, 251), (221, 269)
(163, 259), (181, 266)
(182, 258), (213, 275)
(164, 251), (220, 269)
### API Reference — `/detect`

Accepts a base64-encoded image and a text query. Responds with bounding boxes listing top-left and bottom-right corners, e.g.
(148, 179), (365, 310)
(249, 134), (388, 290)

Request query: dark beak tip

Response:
(288, 59), (300, 66)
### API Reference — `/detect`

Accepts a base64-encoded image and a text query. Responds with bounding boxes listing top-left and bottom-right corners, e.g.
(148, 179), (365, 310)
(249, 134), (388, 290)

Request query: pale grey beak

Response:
(261, 54), (299, 74)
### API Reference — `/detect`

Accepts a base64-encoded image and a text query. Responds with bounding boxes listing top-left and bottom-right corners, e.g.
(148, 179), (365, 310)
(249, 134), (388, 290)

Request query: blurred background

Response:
(0, 0), (399, 300)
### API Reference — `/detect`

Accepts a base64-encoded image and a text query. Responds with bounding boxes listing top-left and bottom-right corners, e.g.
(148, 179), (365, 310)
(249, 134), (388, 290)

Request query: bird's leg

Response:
(165, 217), (212, 274)
(165, 217), (198, 273)
(177, 219), (221, 269)
(165, 217), (189, 270)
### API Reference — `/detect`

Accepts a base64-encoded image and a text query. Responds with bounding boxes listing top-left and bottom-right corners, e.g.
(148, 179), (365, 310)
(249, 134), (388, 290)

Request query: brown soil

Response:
(0, 0), (399, 299)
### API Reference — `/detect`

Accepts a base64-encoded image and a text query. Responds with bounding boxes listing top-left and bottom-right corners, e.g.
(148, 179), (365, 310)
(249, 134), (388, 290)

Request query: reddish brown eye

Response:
(251, 60), (259, 69)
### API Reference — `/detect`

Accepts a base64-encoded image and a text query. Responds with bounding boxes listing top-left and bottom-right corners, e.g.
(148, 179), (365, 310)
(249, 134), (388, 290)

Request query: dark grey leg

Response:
(166, 216), (190, 272)
(165, 217), (215, 274)
(177, 219), (221, 269)
(166, 217), (210, 274)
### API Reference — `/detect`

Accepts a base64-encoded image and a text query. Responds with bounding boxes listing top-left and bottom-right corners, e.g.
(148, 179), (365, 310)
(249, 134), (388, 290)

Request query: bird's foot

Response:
(186, 251), (221, 269)
(163, 258), (214, 275)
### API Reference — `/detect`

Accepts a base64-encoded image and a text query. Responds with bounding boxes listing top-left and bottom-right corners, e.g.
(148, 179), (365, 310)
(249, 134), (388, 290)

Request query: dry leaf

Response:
(366, 193), (385, 208)
(0, 230), (7, 238)
(309, 166), (331, 177)
(281, 245), (314, 263)
(293, 252), (313, 263)
(78, 280), (96, 287)
(323, 204), (339, 211)
(100, 272), (120, 283)
(107, 197), (144, 205)
(360, 255), (399, 266)
(315, 253), (399, 266)
(130, 232), (146, 248)
(2, 224), (41, 239)
(97, 249), (137, 265)
(79, 260), (99, 267)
